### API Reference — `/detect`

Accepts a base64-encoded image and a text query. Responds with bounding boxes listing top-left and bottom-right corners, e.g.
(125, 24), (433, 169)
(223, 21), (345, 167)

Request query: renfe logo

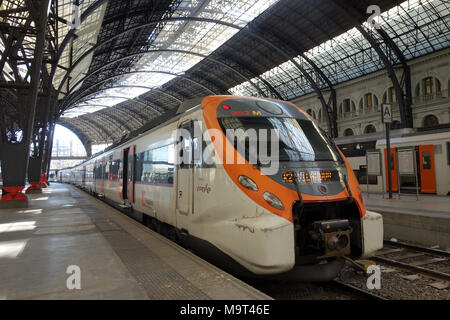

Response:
(197, 184), (212, 194)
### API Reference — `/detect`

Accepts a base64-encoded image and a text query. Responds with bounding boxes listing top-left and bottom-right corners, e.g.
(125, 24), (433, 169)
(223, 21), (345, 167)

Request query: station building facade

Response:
(292, 48), (450, 136)
(292, 48), (450, 196)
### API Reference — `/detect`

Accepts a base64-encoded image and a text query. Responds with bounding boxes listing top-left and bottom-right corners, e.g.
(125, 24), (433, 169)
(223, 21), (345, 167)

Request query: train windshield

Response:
(219, 117), (342, 162)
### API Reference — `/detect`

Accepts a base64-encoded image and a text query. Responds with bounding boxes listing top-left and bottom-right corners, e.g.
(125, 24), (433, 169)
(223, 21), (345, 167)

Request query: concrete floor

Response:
(0, 184), (269, 300)
(364, 192), (450, 249)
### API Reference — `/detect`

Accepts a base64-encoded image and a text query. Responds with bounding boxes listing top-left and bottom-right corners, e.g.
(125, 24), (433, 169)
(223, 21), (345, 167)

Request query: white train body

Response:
(60, 96), (383, 280)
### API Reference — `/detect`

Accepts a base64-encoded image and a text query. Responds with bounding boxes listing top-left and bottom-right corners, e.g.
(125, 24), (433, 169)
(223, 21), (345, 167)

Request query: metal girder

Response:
(89, 112), (129, 137)
(80, 103), (147, 127)
(66, 89), (164, 116)
(55, 16), (245, 95)
(265, 6), (339, 137)
(74, 103), (148, 126)
(244, 21), (335, 135)
(57, 15), (333, 118)
(68, 94), (156, 119)
(60, 48), (267, 107)
(73, 84), (182, 111)
(50, 0), (110, 82)
(218, 50), (282, 99)
(76, 116), (113, 143)
(64, 67), (186, 109)
(96, 111), (135, 133)
(62, 68), (219, 111)
(329, 0), (413, 128)
(55, 16), (272, 110)
(375, 28), (413, 128)
(94, 48), (268, 97)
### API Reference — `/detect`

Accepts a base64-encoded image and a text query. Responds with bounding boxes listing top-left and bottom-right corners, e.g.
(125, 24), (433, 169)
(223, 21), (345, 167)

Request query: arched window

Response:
(344, 128), (354, 136)
(423, 115), (439, 128)
(390, 120), (401, 130)
(383, 87), (397, 104)
(364, 124), (376, 134)
(415, 77), (442, 97)
(362, 93), (379, 111)
(341, 98), (355, 113)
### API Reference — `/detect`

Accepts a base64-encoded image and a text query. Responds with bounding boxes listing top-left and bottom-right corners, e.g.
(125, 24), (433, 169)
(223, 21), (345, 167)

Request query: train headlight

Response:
(263, 192), (284, 210)
(238, 175), (258, 191)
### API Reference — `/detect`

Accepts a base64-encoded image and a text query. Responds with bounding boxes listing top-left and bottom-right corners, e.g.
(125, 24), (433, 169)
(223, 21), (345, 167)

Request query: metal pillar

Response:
(0, 1), (50, 206)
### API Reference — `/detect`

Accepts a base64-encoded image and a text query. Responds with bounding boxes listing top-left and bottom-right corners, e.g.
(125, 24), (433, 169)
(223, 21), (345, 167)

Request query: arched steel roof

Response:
(56, 0), (450, 145)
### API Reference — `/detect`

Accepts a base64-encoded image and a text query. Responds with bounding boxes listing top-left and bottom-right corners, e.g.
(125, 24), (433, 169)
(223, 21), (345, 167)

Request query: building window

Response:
(423, 115), (439, 128)
(344, 128), (354, 136)
(423, 77), (433, 95)
(416, 77), (442, 97)
(364, 124), (376, 134)
(343, 99), (351, 113)
(383, 87), (396, 104)
(365, 93), (372, 108)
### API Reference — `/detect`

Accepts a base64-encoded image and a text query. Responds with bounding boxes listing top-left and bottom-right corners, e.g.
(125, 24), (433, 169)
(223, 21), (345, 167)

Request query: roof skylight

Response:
(62, 0), (280, 118)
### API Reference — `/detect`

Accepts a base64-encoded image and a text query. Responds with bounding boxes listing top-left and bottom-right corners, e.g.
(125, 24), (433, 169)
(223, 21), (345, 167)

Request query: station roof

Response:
(55, 0), (450, 151)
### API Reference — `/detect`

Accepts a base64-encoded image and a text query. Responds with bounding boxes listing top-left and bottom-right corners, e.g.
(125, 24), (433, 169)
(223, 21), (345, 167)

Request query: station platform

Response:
(0, 183), (270, 300)
(364, 192), (450, 250)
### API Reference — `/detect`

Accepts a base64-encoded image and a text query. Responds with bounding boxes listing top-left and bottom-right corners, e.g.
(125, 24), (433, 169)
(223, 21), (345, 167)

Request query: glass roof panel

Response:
(65, 0), (281, 117)
(230, 0), (449, 100)
(54, 0), (108, 92)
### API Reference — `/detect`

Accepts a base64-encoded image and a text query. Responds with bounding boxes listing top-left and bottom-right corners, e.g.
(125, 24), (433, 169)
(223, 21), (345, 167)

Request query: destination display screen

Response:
(282, 170), (340, 184)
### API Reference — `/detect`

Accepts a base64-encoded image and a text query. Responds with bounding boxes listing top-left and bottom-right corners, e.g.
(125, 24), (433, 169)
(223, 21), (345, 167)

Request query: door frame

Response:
(175, 120), (195, 218)
(419, 145), (436, 194)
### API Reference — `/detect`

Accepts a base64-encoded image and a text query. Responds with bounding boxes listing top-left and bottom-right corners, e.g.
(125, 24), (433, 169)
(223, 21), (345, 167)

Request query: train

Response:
(336, 128), (450, 196)
(59, 96), (383, 281)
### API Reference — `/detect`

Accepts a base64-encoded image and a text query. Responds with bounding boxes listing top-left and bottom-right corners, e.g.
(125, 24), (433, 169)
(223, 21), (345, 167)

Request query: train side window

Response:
(135, 152), (144, 182)
(422, 151), (431, 169)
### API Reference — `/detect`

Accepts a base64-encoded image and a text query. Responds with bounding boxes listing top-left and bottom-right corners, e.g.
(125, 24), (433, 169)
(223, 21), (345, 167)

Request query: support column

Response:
(0, 1), (50, 207)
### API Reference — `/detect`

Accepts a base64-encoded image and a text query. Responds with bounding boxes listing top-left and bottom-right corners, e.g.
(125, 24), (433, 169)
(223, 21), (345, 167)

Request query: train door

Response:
(82, 166), (86, 187)
(94, 160), (99, 193)
(176, 120), (194, 229)
(120, 146), (135, 202)
(419, 145), (436, 194)
(120, 149), (128, 201)
(384, 148), (398, 192)
(127, 145), (136, 202)
(100, 158), (106, 195)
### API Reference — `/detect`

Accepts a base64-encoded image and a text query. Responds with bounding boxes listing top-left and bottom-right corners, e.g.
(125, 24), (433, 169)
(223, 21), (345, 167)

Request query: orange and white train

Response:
(60, 96), (383, 281)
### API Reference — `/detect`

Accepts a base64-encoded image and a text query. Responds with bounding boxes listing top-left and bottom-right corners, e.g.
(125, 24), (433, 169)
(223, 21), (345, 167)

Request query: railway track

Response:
(372, 240), (450, 282)
(330, 280), (388, 300)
